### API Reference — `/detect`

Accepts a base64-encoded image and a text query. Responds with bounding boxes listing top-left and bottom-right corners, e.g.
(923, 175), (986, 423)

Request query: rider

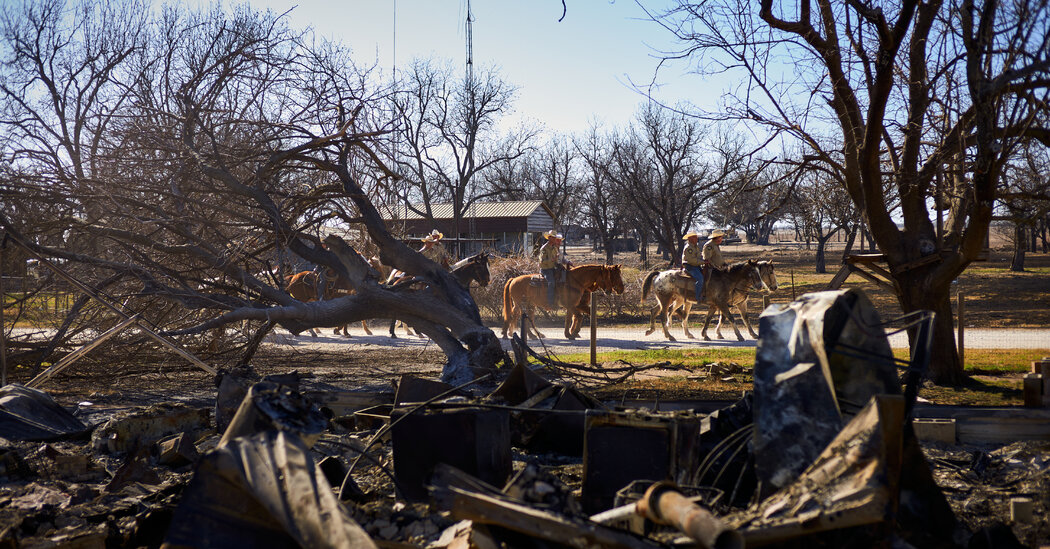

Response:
(703, 229), (728, 270)
(419, 229), (451, 269)
(681, 232), (704, 302)
(538, 230), (565, 307)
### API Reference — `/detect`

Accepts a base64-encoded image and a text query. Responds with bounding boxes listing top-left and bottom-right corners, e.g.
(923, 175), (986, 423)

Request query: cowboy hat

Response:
(422, 229), (444, 242)
(543, 230), (564, 240)
(682, 232), (700, 240)
(708, 229), (727, 238)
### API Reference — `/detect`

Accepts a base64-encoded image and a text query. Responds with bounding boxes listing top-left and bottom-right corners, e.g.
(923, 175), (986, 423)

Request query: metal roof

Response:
(379, 200), (553, 221)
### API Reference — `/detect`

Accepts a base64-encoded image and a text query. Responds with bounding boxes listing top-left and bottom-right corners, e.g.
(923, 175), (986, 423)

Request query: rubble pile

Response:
(0, 289), (1047, 548)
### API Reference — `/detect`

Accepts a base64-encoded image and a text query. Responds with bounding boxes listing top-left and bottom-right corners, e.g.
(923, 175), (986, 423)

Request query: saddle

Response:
(529, 265), (567, 288)
(674, 268), (711, 298)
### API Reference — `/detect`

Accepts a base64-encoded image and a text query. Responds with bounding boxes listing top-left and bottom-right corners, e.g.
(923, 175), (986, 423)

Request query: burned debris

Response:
(0, 289), (1047, 548)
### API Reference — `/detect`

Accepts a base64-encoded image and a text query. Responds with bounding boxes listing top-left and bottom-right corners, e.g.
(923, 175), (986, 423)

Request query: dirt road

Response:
(265, 325), (1050, 356)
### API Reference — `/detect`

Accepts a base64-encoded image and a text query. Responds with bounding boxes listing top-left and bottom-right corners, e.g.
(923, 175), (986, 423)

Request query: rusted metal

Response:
(394, 374), (456, 405)
(636, 482), (743, 549)
(391, 405), (511, 501)
(581, 409), (702, 514)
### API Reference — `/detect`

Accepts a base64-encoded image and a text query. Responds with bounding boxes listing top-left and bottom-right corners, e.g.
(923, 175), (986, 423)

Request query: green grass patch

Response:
(558, 348), (757, 368)
(919, 376), (1023, 406)
(964, 349), (1050, 374)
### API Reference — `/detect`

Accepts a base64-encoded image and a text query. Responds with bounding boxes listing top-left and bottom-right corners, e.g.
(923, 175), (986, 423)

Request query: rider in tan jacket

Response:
(703, 229), (727, 270)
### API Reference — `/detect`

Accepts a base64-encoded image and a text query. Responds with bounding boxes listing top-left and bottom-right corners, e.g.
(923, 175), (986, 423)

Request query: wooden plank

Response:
(863, 261), (895, 282)
(443, 487), (660, 549)
(958, 416), (1050, 444)
(825, 264), (853, 290)
(26, 314), (141, 388)
(913, 405), (1050, 443)
(890, 253), (940, 275)
(849, 267), (897, 294)
(845, 254), (886, 264)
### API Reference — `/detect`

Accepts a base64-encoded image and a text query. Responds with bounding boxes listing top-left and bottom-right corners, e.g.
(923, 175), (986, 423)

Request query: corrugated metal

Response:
(380, 201), (550, 221)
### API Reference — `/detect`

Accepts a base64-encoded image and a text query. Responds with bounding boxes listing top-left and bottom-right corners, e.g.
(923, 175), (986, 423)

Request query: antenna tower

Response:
(465, 0), (474, 89)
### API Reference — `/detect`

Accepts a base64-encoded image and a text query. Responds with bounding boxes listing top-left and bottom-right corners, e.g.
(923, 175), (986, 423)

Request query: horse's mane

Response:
(724, 261), (753, 273)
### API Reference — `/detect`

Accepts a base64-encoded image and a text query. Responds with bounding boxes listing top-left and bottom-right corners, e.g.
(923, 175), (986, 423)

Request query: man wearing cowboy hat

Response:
(420, 229), (451, 269)
(681, 231), (705, 302)
(538, 230), (565, 307)
(703, 229), (728, 270)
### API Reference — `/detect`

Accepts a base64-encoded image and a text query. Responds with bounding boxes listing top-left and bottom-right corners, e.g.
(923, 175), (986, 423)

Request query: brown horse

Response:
(641, 260), (774, 341)
(284, 268), (373, 337)
(501, 264), (624, 340)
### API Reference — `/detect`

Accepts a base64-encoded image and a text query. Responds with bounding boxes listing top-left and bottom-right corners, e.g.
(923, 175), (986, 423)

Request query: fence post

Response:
(590, 292), (597, 366)
(762, 294), (771, 311)
(518, 310), (528, 368)
(957, 289), (965, 369)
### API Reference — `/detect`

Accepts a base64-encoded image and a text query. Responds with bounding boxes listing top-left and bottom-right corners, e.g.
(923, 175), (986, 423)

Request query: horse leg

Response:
(719, 302), (745, 341)
(570, 295), (589, 338)
(701, 305), (716, 341)
(501, 305), (514, 339)
(361, 320), (373, 336)
(645, 301), (662, 336)
(334, 324), (351, 337)
(659, 296), (676, 342)
(737, 299), (757, 338)
(682, 301), (696, 339)
(388, 318), (398, 339)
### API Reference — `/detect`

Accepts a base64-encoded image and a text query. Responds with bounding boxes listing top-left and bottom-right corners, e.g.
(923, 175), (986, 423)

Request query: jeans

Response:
(683, 264), (704, 302)
(541, 268), (557, 306)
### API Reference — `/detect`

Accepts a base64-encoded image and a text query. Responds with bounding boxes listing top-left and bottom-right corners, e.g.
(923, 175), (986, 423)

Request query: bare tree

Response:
(482, 135), (583, 228)
(708, 164), (791, 245)
(648, 0), (1050, 384)
(574, 123), (626, 262)
(390, 59), (535, 256)
(0, 2), (505, 383)
(787, 172), (858, 273)
(607, 104), (746, 262)
(997, 142), (1050, 271)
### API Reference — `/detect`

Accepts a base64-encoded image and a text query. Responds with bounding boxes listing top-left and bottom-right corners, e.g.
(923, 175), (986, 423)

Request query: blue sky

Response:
(253, 1), (717, 135)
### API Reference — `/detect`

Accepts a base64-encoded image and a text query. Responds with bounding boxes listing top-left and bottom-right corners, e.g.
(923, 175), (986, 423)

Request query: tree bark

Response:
(897, 271), (964, 385)
(814, 235), (832, 274)
(1010, 224), (1026, 272)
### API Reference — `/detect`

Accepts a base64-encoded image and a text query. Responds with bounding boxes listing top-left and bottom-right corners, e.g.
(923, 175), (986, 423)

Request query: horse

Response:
(694, 260), (777, 339)
(641, 260), (775, 342)
(386, 252), (492, 338)
(284, 268), (373, 337)
(501, 264), (625, 340)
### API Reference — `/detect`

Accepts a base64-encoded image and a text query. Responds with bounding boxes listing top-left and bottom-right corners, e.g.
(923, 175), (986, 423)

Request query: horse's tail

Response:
(502, 277), (514, 325)
(640, 270), (658, 304)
